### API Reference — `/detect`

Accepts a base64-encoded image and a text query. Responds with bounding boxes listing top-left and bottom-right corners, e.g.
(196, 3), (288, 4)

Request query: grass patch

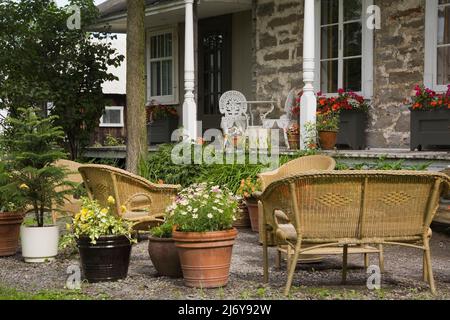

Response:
(0, 285), (107, 300)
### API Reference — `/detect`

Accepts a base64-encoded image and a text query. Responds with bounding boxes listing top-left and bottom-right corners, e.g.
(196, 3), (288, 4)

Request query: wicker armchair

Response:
(257, 170), (449, 295)
(78, 164), (181, 230)
(52, 159), (84, 222)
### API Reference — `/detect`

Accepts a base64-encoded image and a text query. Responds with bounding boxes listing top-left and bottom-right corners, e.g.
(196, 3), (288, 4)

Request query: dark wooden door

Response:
(198, 15), (232, 131)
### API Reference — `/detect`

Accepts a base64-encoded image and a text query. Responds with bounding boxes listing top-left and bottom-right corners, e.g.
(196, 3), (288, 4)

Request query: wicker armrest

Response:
(274, 210), (290, 224)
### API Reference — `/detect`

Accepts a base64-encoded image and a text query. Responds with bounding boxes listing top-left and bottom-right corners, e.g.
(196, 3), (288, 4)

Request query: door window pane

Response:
(321, 60), (339, 93)
(344, 22), (362, 57)
(321, 25), (339, 59)
(344, 0), (362, 21)
(437, 46), (450, 85)
(438, 5), (450, 45)
(344, 58), (362, 91)
(321, 0), (339, 25)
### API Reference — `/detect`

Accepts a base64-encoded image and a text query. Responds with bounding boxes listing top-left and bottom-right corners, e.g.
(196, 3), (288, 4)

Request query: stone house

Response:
(94, 0), (450, 149)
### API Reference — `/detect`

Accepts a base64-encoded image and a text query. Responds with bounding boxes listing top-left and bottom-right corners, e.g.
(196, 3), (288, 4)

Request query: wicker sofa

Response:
(257, 170), (450, 295)
(78, 164), (180, 230)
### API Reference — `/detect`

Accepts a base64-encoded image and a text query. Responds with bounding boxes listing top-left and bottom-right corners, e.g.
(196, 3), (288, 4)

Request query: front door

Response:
(198, 15), (232, 132)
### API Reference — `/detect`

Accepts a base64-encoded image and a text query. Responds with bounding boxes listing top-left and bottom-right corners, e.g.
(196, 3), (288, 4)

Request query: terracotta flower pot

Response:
(233, 201), (251, 229)
(287, 133), (300, 150)
(318, 131), (338, 150)
(77, 235), (132, 282)
(173, 228), (238, 288)
(148, 236), (182, 278)
(0, 212), (24, 257)
(246, 198), (259, 232)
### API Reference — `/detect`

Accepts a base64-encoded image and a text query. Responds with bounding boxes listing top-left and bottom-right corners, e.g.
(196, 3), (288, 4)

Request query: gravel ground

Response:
(1, 229), (450, 300)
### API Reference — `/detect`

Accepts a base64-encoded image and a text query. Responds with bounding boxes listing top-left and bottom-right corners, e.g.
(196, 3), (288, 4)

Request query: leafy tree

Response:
(0, 0), (124, 159)
(0, 108), (72, 227)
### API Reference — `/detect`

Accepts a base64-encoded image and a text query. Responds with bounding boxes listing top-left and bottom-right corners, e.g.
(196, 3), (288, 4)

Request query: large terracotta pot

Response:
(246, 198), (259, 232)
(173, 228), (238, 288)
(233, 201), (251, 229)
(0, 212), (24, 257)
(77, 235), (132, 282)
(318, 131), (338, 150)
(148, 236), (182, 278)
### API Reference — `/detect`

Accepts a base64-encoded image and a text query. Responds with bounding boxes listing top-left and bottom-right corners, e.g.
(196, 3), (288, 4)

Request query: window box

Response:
(410, 109), (450, 151)
(336, 110), (367, 150)
(147, 117), (179, 145)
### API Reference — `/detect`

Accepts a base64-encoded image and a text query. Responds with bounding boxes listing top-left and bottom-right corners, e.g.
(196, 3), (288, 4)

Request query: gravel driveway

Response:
(1, 229), (450, 300)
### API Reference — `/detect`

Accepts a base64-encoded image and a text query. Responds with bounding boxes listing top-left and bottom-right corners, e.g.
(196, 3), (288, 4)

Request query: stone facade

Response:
(370, 0), (425, 148)
(253, 0), (427, 148)
(254, 0), (304, 119)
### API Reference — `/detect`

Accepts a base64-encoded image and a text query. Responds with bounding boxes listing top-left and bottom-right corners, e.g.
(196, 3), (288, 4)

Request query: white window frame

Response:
(99, 106), (124, 128)
(146, 26), (179, 105)
(425, 0), (450, 92)
(314, 0), (373, 98)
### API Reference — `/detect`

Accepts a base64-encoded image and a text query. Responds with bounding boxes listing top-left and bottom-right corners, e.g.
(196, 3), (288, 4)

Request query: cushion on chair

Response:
(276, 223), (297, 242)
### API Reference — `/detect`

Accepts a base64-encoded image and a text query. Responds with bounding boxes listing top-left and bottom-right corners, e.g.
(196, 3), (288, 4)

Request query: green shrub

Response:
(150, 221), (173, 238)
(138, 144), (203, 187)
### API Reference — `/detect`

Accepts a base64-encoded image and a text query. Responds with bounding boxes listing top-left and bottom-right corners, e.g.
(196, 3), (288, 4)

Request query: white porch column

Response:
(182, 0), (197, 141)
(300, 0), (317, 149)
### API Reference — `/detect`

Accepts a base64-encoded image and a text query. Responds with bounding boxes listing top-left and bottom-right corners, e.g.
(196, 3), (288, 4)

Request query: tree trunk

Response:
(126, 0), (147, 173)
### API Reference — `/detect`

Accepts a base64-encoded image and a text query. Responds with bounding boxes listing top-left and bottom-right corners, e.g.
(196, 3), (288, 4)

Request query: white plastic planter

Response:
(20, 225), (59, 263)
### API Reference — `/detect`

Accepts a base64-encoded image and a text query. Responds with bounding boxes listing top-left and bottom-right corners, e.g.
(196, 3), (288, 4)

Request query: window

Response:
(425, 0), (450, 91)
(146, 28), (178, 105)
(315, 0), (373, 97)
(99, 106), (124, 128)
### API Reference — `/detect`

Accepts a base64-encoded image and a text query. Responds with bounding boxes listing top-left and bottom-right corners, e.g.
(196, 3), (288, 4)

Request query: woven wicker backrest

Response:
(78, 165), (118, 211)
(262, 171), (449, 242)
(79, 164), (180, 218)
(259, 155), (336, 190)
(55, 159), (83, 185)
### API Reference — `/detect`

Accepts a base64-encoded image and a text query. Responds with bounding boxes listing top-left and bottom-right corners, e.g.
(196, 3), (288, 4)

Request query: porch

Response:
(82, 146), (450, 171)
(95, 0), (317, 147)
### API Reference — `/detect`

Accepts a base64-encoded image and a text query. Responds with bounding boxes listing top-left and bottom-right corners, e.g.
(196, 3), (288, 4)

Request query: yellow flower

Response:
(120, 205), (127, 214)
(100, 208), (108, 215)
(66, 223), (71, 231)
(107, 196), (116, 205)
(19, 183), (30, 190)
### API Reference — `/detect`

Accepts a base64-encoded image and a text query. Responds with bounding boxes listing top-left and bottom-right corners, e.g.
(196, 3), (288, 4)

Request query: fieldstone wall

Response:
(253, 0), (427, 148)
(254, 0), (304, 118)
(369, 0), (426, 148)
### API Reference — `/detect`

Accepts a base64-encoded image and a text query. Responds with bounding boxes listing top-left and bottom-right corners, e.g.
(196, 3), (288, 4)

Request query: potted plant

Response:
(286, 123), (300, 150)
(148, 221), (182, 278)
(0, 108), (72, 263)
(318, 89), (369, 150)
(232, 196), (251, 229)
(61, 197), (136, 282)
(237, 178), (261, 232)
(0, 162), (26, 257)
(169, 183), (238, 288)
(316, 110), (340, 150)
(408, 85), (450, 151)
(146, 100), (179, 144)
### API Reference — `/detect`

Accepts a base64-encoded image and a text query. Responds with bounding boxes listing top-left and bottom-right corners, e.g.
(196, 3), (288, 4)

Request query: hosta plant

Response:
(167, 183), (238, 232)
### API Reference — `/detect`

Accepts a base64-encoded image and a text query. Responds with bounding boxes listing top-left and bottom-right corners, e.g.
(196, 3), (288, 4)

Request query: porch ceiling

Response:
(92, 0), (252, 33)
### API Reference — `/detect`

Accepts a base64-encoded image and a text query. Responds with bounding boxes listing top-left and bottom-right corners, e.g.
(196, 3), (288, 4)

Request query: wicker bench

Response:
(257, 170), (450, 295)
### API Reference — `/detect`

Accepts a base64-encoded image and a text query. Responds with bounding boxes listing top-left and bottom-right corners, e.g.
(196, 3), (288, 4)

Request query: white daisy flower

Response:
(192, 214), (198, 219)
(207, 213), (213, 219)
